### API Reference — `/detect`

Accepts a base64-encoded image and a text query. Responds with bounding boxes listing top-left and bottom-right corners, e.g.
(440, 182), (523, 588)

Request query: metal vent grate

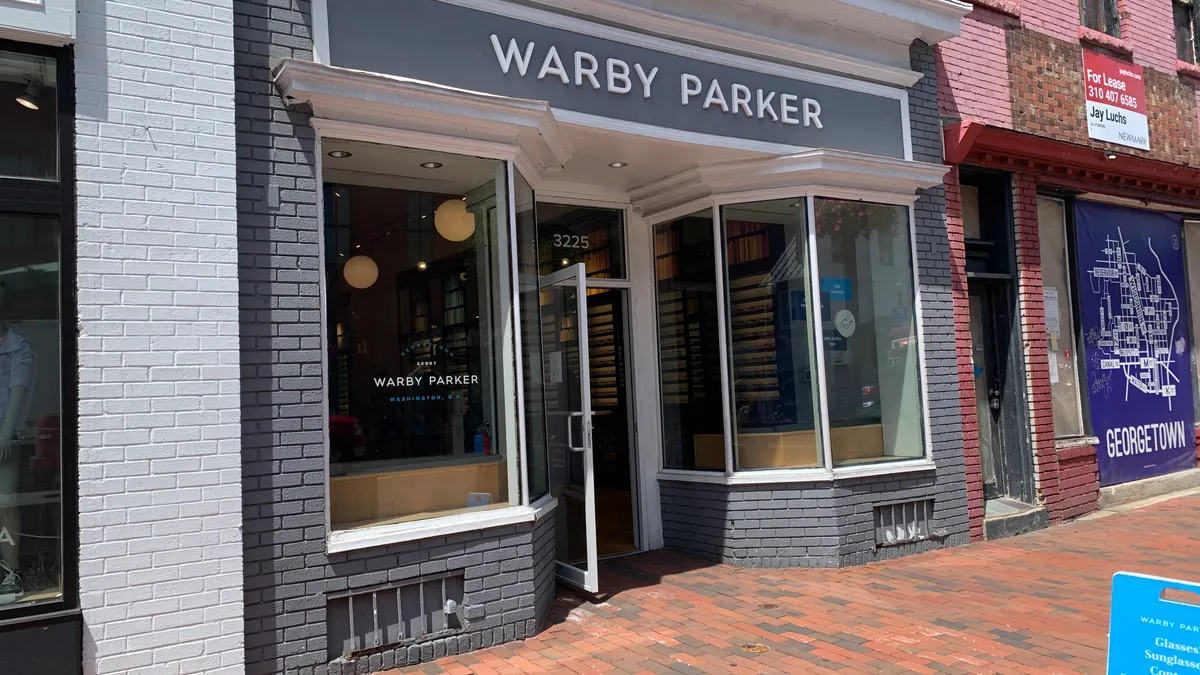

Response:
(327, 573), (465, 661)
(874, 499), (933, 547)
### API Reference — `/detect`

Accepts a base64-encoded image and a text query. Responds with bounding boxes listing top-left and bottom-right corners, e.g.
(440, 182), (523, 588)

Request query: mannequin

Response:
(0, 299), (35, 605)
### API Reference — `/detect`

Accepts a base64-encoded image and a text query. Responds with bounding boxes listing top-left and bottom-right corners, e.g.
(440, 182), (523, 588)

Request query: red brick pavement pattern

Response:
(391, 496), (1200, 675)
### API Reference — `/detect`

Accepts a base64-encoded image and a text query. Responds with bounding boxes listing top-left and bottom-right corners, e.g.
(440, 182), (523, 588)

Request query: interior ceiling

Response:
(323, 126), (768, 198)
(322, 140), (501, 195)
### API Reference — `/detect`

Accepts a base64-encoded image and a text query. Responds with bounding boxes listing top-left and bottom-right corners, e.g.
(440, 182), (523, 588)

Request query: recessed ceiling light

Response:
(1104, 152), (1117, 160)
(421, 161), (443, 169)
(561, 258), (570, 267)
(327, 150), (352, 158)
(608, 161), (628, 168)
(417, 261), (428, 271)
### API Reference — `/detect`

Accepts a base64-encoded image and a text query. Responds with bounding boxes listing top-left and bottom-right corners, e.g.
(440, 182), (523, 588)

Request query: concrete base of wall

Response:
(1098, 468), (1200, 509)
(984, 506), (1048, 540)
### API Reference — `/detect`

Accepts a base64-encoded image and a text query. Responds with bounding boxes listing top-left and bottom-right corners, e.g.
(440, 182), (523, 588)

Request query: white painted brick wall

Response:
(74, 0), (243, 671)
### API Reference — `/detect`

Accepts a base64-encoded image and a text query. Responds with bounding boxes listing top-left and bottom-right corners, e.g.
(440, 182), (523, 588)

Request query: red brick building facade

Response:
(937, 0), (1200, 540)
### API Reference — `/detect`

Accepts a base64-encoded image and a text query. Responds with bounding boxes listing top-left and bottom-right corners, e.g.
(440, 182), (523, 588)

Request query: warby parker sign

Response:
(1083, 50), (1149, 151)
(326, 0), (908, 158)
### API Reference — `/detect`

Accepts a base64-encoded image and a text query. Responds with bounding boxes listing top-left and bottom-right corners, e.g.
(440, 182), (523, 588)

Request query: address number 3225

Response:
(553, 234), (590, 249)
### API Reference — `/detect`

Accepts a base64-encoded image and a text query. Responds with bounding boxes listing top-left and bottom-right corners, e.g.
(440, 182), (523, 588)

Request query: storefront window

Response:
(0, 214), (61, 611)
(1186, 221), (1200, 425)
(813, 198), (924, 465)
(654, 210), (726, 471)
(1038, 197), (1085, 438)
(515, 173), (549, 501)
(721, 200), (823, 470)
(0, 50), (57, 181)
(323, 140), (520, 531)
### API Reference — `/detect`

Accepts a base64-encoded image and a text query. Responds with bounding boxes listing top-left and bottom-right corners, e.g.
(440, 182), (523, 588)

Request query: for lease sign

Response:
(1083, 50), (1149, 150)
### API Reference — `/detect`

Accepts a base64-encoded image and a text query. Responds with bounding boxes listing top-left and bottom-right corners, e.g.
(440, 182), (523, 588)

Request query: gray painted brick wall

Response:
(233, 2), (556, 673)
(660, 40), (968, 568)
(75, 0), (244, 672)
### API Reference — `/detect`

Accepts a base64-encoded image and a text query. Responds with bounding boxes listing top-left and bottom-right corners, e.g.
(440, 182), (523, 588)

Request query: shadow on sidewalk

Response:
(542, 549), (720, 630)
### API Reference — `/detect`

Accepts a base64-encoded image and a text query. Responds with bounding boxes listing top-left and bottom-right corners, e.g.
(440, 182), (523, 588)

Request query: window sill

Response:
(326, 495), (557, 554)
(1054, 435), (1099, 450)
(968, 0), (1020, 18)
(1177, 60), (1200, 80)
(1077, 26), (1132, 55)
(658, 459), (936, 486)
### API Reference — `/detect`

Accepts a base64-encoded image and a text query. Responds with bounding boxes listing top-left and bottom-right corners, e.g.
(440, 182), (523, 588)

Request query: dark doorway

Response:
(961, 171), (1036, 512)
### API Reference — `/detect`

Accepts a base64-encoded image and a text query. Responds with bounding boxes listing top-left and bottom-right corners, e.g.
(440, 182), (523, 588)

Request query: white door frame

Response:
(535, 192), (664, 554)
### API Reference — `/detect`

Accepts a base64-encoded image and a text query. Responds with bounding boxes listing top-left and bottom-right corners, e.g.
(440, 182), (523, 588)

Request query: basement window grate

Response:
(327, 573), (465, 662)
(874, 499), (934, 547)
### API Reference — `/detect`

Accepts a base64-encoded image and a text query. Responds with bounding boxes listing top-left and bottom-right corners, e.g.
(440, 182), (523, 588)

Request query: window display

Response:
(721, 200), (823, 469)
(813, 198), (925, 465)
(323, 141), (520, 531)
(654, 210), (726, 471)
(0, 50), (58, 181)
(0, 215), (61, 610)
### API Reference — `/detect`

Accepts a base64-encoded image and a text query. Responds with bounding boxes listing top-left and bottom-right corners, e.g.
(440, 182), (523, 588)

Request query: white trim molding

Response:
(328, 498), (558, 554)
(273, 58), (574, 180)
(657, 460), (937, 486)
(630, 150), (949, 223)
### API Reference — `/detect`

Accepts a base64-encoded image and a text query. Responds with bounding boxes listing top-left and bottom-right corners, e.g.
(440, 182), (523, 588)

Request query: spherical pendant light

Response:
(434, 199), (476, 242)
(343, 255), (379, 289)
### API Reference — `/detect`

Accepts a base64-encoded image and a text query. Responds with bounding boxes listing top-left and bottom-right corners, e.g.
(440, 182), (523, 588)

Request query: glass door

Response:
(540, 263), (598, 592)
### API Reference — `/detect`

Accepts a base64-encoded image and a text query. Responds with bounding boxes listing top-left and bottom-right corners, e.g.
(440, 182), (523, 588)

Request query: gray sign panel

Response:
(327, 0), (907, 158)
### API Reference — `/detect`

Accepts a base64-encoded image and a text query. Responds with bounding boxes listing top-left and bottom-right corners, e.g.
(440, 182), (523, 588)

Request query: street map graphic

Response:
(1086, 228), (1183, 409)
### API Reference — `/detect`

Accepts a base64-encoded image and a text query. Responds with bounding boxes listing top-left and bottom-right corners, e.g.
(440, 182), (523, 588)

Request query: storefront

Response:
(231, 0), (971, 671)
(0, 0), (77, 668)
(940, 20), (1200, 538)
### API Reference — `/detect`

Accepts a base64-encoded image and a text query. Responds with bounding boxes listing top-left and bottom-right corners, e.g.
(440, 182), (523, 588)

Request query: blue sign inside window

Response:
(820, 277), (852, 301)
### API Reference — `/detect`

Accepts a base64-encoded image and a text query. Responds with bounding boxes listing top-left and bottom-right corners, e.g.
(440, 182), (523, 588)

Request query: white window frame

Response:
(314, 125), (557, 554)
(648, 187), (936, 486)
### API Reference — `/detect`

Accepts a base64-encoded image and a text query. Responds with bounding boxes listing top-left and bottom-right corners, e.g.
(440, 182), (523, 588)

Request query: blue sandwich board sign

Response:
(1108, 572), (1200, 674)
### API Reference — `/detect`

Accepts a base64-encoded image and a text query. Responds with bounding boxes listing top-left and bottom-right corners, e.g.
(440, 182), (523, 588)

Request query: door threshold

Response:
(983, 496), (1036, 518)
(983, 498), (1047, 540)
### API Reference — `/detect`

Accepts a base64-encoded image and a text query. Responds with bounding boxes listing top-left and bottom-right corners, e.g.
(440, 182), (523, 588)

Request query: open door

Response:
(540, 263), (599, 592)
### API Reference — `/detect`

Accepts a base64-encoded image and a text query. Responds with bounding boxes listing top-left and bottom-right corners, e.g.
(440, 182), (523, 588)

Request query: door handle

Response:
(566, 411), (594, 452)
(567, 411), (587, 452)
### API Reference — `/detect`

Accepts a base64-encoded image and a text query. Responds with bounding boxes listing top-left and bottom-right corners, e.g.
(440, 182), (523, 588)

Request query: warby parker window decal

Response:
(376, 340), (481, 401)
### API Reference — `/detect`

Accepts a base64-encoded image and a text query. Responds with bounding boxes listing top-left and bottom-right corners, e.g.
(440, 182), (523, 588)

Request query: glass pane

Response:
(1038, 197), (1085, 438)
(0, 215), (61, 611)
(542, 280), (588, 569)
(587, 289), (636, 555)
(0, 51), (57, 180)
(654, 211), (726, 471)
(1187, 222), (1200, 424)
(813, 199), (925, 465)
(323, 141), (518, 531)
(1177, 2), (1197, 63)
(537, 205), (625, 279)
(969, 292), (999, 491)
(722, 199), (822, 470)
(514, 172), (549, 501)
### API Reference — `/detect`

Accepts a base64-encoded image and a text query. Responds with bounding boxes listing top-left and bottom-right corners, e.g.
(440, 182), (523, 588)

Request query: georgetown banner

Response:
(1074, 201), (1195, 486)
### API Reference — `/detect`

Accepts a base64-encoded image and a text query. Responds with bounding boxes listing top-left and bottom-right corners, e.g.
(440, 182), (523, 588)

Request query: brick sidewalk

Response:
(393, 495), (1200, 675)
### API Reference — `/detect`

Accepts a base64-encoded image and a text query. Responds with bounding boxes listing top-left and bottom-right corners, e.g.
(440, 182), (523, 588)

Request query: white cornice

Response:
(512, 0), (926, 87)
(630, 149), (949, 220)
(744, 0), (971, 45)
(273, 58), (574, 174)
